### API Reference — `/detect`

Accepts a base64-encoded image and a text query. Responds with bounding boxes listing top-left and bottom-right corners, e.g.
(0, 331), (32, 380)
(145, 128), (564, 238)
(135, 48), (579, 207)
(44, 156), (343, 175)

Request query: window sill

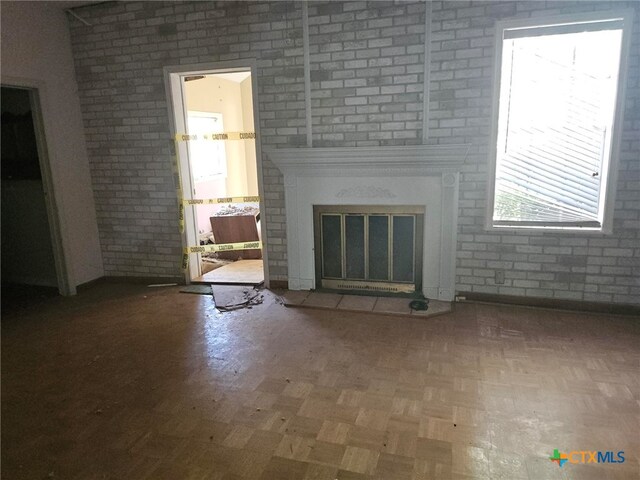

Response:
(484, 224), (612, 235)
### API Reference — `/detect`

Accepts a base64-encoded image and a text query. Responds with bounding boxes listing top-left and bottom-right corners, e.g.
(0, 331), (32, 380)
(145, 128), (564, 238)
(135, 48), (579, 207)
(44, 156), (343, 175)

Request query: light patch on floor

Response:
(280, 290), (453, 318)
(195, 259), (264, 285)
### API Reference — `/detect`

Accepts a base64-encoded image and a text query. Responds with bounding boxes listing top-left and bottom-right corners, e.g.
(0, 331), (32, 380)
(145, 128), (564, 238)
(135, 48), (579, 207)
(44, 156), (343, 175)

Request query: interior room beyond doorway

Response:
(182, 71), (263, 286)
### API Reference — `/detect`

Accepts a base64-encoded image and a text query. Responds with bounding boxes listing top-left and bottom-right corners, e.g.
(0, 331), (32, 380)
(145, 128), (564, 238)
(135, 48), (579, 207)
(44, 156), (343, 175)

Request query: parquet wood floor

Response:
(1, 284), (638, 479)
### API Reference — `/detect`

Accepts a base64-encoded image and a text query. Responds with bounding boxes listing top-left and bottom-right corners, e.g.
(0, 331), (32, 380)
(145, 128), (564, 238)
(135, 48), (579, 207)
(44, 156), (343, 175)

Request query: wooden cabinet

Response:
(210, 213), (262, 260)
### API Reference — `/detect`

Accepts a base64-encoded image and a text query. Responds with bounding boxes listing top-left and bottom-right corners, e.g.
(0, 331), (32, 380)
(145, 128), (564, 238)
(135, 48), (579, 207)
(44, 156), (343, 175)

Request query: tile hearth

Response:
(279, 291), (453, 318)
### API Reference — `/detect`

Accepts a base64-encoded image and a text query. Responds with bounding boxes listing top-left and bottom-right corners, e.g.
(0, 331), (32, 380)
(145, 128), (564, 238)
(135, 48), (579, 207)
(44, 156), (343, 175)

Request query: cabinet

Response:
(209, 213), (262, 260)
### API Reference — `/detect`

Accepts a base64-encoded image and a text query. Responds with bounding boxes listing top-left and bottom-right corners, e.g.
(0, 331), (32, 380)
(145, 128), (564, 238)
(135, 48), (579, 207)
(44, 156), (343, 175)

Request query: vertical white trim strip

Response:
(439, 173), (458, 300)
(30, 87), (75, 295)
(602, 9), (634, 234)
(422, 0), (432, 143)
(302, 1), (312, 147)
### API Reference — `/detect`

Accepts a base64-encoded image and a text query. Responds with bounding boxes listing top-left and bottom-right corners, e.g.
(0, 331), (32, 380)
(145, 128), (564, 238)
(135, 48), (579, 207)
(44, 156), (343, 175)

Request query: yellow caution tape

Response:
(178, 203), (185, 233)
(183, 241), (262, 255)
(175, 132), (256, 142)
(182, 196), (260, 205)
(171, 139), (185, 234)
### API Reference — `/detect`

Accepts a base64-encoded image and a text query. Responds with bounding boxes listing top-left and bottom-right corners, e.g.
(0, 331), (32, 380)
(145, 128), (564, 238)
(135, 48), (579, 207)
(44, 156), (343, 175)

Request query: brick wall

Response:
(68, 1), (307, 278)
(308, 1), (427, 146)
(428, 1), (640, 305)
(68, 1), (639, 304)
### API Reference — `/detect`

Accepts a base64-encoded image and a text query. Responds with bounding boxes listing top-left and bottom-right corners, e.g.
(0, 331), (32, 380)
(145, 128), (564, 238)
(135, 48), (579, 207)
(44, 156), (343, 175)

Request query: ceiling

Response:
(215, 72), (252, 83)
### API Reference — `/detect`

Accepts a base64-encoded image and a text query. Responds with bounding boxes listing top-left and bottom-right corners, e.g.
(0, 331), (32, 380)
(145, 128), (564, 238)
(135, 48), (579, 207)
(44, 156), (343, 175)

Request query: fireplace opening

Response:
(313, 205), (424, 295)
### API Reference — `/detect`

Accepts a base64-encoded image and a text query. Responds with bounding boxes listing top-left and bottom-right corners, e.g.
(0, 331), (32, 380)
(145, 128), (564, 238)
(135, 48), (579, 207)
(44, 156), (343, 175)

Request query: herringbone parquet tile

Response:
(1, 284), (638, 479)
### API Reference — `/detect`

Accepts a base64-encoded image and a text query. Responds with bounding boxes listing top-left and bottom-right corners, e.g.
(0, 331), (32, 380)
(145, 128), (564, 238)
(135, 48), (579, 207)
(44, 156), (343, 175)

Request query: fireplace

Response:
(267, 145), (468, 301)
(314, 205), (424, 294)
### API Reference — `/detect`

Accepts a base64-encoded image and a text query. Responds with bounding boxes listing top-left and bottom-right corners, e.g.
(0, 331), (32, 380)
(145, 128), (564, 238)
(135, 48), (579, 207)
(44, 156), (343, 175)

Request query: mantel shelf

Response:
(266, 145), (469, 174)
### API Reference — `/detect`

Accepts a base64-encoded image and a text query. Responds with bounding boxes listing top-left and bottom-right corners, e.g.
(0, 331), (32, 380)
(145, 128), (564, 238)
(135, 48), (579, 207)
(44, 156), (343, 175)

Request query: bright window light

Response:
(187, 111), (226, 182)
(490, 15), (629, 231)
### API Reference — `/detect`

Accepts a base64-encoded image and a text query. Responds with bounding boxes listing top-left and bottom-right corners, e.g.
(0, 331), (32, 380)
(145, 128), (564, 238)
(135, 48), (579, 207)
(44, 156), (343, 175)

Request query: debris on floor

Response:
(215, 204), (259, 217)
(211, 285), (264, 312)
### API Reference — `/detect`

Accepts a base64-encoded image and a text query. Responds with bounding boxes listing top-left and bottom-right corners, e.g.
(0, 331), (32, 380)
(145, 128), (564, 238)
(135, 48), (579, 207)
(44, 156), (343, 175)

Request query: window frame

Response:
(186, 110), (227, 182)
(485, 10), (634, 234)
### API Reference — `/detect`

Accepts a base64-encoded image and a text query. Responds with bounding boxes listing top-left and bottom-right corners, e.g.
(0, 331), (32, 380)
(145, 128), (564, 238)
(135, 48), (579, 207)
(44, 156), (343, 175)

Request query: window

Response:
(488, 12), (632, 231)
(186, 111), (226, 182)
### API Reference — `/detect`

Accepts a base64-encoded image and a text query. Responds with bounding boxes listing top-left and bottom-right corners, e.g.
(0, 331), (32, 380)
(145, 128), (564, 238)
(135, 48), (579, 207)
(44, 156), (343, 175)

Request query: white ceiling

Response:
(214, 72), (252, 83)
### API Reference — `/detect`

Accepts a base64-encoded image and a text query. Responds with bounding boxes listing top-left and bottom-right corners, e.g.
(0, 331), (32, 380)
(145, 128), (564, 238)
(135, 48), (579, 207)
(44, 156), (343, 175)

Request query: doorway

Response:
(1, 86), (62, 305)
(165, 65), (266, 286)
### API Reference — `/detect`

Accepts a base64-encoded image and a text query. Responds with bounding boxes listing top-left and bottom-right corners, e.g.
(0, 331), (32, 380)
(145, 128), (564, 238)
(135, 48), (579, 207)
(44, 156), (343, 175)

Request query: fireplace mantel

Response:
(267, 145), (469, 175)
(267, 145), (469, 301)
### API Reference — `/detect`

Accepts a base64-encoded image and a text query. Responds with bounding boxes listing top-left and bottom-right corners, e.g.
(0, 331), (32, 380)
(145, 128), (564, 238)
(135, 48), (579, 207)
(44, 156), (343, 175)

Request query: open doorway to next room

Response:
(180, 71), (263, 286)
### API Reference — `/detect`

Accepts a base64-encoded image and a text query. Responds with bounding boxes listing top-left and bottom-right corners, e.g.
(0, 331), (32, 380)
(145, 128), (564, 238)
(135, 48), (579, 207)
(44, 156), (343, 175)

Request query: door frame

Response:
(1, 78), (74, 295)
(163, 60), (270, 287)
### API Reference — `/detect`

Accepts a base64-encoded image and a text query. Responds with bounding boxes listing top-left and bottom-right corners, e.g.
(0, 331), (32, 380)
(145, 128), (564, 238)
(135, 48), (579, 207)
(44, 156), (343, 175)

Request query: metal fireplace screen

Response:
(313, 205), (424, 294)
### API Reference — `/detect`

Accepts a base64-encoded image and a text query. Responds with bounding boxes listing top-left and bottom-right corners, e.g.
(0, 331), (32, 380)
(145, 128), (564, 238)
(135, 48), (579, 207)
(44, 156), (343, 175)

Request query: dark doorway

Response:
(1, 86), (58, 297)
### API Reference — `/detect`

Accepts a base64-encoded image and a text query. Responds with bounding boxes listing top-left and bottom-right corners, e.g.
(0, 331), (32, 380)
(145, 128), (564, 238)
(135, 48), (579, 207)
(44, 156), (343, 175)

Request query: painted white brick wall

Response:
(69, 1), (307, 279)
(68, 1), (639, 304)
(428, 1), (640, 305)
(307, 1), (427, 146)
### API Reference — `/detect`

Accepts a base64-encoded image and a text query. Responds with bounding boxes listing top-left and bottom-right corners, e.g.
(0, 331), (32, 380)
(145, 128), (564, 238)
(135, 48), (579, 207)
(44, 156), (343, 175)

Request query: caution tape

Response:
(173, 132), (261, 270)
(178, 203), (185, 233)
(175, 132), (256, 142)
(183, 241), (262, 255)
(182, 241), (263, 269)
(170, 139), (185, 233)
(182, 196), (260, 205)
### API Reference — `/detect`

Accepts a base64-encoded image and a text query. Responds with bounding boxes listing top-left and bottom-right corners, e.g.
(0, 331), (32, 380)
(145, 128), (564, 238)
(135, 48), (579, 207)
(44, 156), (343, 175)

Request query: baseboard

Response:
(457, 291), (640, 316)
(102, 275), (186, 286)
(269, 280), (289, 290)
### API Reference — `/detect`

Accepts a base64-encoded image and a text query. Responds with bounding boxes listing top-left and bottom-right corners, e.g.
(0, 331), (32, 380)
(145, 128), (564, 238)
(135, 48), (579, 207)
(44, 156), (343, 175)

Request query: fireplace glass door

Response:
(314, 205), (423, 294)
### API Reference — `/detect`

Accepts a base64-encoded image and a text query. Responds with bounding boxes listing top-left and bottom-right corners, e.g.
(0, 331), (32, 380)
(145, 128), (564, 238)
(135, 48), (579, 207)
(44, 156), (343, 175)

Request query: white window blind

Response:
(492, 23), (624, 229)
